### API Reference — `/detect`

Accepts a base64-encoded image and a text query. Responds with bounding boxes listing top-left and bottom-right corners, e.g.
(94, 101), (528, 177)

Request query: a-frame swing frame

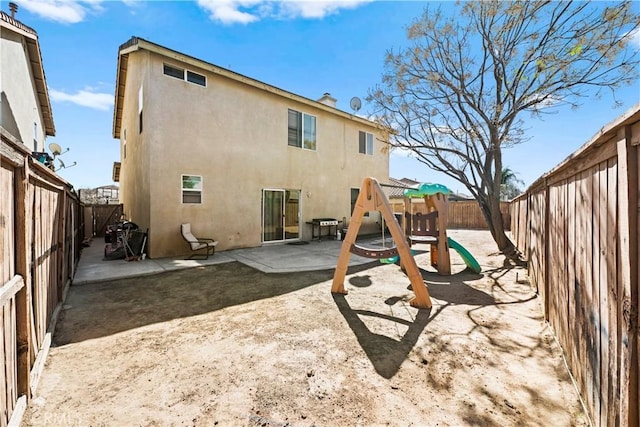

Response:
(331, 177), (432, 309)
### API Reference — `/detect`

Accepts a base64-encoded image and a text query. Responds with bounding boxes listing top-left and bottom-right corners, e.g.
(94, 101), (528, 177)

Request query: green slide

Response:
(447, 237), (482, 274)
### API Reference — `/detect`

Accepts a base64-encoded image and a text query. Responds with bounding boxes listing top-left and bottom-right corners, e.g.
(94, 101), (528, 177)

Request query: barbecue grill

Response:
(307, 218), (341, 240)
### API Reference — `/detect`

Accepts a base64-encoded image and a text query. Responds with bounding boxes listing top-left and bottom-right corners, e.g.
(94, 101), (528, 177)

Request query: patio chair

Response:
(180, 223), (218, 259)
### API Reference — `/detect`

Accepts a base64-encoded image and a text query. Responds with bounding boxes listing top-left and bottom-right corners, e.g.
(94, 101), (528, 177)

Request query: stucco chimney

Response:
(317, 92), (337, 108)
(9, 2), (18, 18)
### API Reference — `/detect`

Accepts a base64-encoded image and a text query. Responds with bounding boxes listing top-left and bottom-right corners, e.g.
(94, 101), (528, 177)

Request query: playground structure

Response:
(384, 183), (482, 273)
(402, 183), (482, 274)
(331, 177), (433, 309)
(332, 177), (481, 309)
(401, 183), (452, 275)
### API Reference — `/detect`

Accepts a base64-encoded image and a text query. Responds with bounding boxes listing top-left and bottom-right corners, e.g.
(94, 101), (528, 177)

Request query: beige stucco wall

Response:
(1, 28), (46, 152)
(120, 49), (389, 258)
(118, 52), (151, 234)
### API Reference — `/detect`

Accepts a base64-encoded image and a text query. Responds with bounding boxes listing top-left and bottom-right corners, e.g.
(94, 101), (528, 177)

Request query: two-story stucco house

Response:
(1, 7), (55, 153)
(112, 37), (389, 258)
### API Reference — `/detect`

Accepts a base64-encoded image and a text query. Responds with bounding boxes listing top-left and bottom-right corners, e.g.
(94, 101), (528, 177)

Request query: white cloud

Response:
(18, 0), (371, 25)
(522, 92), (563, 109)
(50, 89), (113, 111)
(196, 0), (261, 24)
(625, 27), (640, 49)
(278, 0), (371, 19)
(17, 0), (104, 24)
(390, 146), (415, 158)
(196, 0), (371, 25)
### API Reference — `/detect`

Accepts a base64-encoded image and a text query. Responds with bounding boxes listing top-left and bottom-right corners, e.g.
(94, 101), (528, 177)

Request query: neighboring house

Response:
(112, 37), (388, 258)
(1, 7), (78, 427)
(0, 6), (55, 154)
(78, 185), (120, 205)
(384, 177), (418, 214)
(387, 177), (473, 205)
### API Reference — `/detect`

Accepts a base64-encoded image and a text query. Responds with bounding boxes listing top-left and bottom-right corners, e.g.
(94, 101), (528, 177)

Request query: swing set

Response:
(331, 177), (453, 309)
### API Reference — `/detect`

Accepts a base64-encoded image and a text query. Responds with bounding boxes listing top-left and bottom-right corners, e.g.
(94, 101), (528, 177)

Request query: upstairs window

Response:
(163, 64), (184, 79)
(164, 63), (207, 87)
(288, 109), (316, 150)
(187, 71), (206, 86)
(359, 131), (373, 155)
(182, 175), (202, 204)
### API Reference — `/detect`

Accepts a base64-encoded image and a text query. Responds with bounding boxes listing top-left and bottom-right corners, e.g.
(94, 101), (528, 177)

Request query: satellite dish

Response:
(55, 158), (77, 171)
(49, 142), (62, 156)
(350, 97), (362, 112)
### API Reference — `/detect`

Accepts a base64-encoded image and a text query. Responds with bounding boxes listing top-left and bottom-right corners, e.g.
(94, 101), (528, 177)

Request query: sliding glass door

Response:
(262, 189), (300, 242)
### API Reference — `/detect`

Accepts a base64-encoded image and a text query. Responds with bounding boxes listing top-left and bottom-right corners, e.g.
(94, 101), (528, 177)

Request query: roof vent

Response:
(317, 92), (337, 108)
(9, 2), (17, 18)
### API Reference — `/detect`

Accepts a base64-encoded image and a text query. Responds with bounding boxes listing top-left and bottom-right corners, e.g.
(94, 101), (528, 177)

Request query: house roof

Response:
(0, 12), (55, 136)
(112, 36), (380, 139)
(386, 177), (473, 201)
(384, 177), (419, 198)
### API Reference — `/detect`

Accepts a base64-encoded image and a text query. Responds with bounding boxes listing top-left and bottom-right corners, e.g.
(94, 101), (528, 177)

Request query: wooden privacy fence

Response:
(391, 199), (511, 230)
(448, 200), (510, 229)
(89, 203), (123, 237)
(510, 106), (639, 427)
(0, 129), (83, 427)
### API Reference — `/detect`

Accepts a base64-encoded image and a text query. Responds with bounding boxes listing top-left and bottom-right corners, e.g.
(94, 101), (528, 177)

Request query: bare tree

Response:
(369, 0), (640, 260)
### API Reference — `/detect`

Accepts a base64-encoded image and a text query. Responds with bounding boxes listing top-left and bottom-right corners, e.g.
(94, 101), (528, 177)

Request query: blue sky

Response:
(13, 0), (640, 193)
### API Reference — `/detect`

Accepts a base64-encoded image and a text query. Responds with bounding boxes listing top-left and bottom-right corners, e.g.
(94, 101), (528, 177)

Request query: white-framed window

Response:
(163, 63), (207, 87)
(123, 129), (127, 159)
(187, 70), (206, 86)
(288, 109), (316, 150)
(163, 64), (183, 79)
(181, 175), (202, 204)
(359, 131), (373, 155)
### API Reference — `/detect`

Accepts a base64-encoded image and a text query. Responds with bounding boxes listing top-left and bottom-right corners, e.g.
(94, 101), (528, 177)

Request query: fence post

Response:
(57, 190), (67, 297)
(14, 158), (32, 399)
(543, 179), (550, 321)
(617, 125), (638, 426)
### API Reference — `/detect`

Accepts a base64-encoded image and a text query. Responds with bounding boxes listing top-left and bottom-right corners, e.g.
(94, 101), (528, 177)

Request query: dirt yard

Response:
(24, 230), (587, 426)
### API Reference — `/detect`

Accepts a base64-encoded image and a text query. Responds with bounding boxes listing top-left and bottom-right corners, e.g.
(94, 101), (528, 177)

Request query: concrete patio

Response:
(73, 237), (378, 284)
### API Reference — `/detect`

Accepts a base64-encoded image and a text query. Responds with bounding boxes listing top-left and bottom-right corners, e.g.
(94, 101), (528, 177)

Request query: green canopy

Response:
(403, 182), (452, 198)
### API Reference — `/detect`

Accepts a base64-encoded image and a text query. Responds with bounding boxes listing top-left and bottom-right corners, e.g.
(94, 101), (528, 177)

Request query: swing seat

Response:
(350, 244), (399, 259)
